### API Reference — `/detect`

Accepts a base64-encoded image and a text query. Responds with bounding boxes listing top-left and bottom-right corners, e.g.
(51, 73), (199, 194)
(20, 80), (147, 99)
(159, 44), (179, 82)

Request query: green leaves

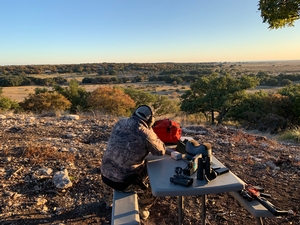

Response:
(0, 96), (19, 111)
(124, 87), (180, 116)
(54, 79), (90, 113)
(123, 87), (156, 106)
(181, 74), (259, 124)
(259, 0), (300, 29)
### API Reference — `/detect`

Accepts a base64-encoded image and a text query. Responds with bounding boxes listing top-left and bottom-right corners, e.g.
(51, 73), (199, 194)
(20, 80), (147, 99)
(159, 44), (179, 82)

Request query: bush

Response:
(87, 86), (135, 116)
(54, 80), (90, 113)
(123, 87), (156, 106)
(20, 92), (71, 113)
(0, 96), (19, 111)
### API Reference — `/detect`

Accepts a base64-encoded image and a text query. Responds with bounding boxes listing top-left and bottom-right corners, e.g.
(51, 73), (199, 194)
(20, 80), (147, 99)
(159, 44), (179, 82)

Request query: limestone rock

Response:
(52, 169), (73, 189)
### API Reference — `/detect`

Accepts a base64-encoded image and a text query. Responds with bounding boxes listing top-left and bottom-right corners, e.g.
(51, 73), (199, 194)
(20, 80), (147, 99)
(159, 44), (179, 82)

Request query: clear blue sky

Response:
(1, 0), (300, 66)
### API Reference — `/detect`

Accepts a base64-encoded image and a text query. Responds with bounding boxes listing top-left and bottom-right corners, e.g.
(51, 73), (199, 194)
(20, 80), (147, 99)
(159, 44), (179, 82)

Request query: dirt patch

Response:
(0, 115), (299, 225)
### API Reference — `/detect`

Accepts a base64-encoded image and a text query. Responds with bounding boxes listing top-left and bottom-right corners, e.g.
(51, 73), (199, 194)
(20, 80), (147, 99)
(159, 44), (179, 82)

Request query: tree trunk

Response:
(217, 108), (229, 125)
(211, 110), (215, 125)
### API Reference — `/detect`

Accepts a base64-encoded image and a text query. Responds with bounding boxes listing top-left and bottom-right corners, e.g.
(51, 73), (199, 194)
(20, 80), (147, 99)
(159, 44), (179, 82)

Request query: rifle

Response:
(244, 184), (291, 216)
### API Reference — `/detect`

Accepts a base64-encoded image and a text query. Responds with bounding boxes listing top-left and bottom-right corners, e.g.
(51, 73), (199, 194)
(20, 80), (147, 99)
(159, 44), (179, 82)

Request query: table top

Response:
(146, 153), (244, 197)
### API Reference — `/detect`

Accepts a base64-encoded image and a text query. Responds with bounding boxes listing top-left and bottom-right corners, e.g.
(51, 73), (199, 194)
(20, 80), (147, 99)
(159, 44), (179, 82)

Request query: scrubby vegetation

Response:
(87, 86), (135, 116)
(0, 96), (19, 111)
(1, 62), (300, 142)
(1, 62), (300, 87)
(278, 127), (300, 143)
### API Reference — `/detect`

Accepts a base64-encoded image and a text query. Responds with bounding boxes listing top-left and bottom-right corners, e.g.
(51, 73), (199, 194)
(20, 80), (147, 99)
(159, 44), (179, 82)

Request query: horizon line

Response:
(1, 59), (300, 67)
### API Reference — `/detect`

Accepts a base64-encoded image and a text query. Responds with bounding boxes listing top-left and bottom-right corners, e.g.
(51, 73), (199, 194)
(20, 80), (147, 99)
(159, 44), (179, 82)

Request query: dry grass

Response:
(8, 143), (75, 165)
(1, 82), (186, 103)
(223, 60), (300, 74)
(1, 86), (38, 102)
(2, 143), (74, 166)
(278, 127), (300, 143)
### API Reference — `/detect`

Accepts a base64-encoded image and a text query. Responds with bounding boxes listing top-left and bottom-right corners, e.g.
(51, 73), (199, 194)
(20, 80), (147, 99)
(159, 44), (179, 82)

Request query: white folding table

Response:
(146, 153), (244, 224)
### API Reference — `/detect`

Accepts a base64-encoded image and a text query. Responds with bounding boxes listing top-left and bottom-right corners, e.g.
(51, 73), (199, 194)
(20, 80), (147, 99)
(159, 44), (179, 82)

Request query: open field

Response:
(1, 83), (187, 102)
(222, 60), (300, 74)
(0, 80), (289, 103)
(2, 86), (41, 102)
(0, 81), (286, 103)
(1, 60), (300, 102)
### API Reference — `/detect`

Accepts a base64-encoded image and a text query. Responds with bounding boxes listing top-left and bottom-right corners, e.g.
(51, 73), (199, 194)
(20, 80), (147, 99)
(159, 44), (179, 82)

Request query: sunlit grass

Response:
(278, 127), (300, 143)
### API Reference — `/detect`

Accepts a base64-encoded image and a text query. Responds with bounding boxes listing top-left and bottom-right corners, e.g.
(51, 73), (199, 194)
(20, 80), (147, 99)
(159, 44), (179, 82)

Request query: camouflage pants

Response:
(101, 176), (156, 211)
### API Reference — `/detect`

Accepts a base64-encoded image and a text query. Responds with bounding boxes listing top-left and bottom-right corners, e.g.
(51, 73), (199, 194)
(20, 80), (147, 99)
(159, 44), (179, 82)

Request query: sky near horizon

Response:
(1, 0), (300, 66)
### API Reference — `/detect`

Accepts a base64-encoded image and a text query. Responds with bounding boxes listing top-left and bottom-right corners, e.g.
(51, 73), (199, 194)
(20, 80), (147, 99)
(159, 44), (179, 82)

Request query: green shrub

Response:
(0, 96), (19, 111)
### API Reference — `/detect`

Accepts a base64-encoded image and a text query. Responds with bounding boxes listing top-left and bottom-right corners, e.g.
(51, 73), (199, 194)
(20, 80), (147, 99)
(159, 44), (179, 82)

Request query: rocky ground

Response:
(0, 113), (299, 225)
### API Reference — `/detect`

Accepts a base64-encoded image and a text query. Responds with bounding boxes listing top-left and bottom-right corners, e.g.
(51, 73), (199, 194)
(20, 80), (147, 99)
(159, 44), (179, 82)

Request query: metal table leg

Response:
(178, 196), (184, 224)
(201, 194), (207, 225)
(256, 217), (264, 225)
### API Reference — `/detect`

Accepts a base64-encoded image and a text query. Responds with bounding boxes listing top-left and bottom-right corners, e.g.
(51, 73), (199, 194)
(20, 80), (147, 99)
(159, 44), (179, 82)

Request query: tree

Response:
(152, 95), (180, 116)
(54, 79), (90, 113)
(280, 78), (293, 86)
(34, 87), (49, 94)
(123, 87), (156, 106)
(87, 86), (135, 116)
(259, 0), (300, 29)
(108, 69), (117, 75)
(73, 66), (84, 73)
(227, 91), (268, 126)
(278, 84), (300, 123)
(20, 92), (71, 113)
(181, 74), (259, 124)
(229, 91), (292, 132)
(123, 87), (180, 116)
(97, 69), (105, 75)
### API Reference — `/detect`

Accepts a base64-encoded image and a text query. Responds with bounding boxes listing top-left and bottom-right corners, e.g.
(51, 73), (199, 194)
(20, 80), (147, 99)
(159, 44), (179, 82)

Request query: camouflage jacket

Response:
(101, 116), (166, 183)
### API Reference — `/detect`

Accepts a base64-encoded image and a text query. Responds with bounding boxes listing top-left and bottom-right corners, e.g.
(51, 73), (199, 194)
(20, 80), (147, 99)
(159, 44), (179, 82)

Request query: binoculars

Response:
(170, 166), (194, 187)
(170, 174), (193, 187)
(197, 156), (217, 181)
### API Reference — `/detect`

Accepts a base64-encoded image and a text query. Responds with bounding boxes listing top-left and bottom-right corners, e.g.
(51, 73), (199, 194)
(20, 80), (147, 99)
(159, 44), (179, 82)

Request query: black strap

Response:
(101, 173), (148, 191)
(101, 175), (130, 191)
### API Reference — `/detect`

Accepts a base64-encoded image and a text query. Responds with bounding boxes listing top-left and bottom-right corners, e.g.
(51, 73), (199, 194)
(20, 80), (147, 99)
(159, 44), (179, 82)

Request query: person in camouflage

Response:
(101, 105), (166, 220)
